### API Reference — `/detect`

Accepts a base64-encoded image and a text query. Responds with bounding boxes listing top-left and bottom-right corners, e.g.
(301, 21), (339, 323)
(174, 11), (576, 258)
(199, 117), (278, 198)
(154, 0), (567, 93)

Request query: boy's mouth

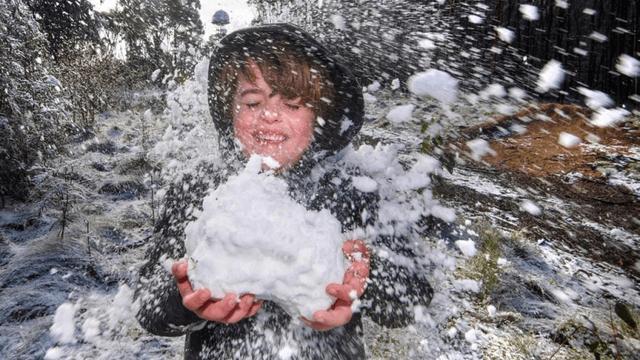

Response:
(253, 131), (287, 145)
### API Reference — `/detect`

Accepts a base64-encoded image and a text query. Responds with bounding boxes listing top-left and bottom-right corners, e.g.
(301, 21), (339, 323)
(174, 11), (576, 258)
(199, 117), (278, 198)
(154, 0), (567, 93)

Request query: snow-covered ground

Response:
(1, 59), (638, 360)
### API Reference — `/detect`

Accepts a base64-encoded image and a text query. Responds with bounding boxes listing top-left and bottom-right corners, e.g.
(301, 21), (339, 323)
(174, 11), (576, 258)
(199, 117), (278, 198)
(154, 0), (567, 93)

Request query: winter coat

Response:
(135, 24), (433, 360)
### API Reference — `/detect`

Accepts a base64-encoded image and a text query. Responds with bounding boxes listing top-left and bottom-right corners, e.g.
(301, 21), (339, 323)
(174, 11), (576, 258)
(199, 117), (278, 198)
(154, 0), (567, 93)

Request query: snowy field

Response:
(1, 57), (639, 360)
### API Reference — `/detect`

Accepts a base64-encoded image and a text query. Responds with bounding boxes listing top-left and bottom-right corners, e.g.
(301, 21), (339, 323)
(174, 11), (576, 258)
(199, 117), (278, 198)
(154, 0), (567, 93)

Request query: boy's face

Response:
(232, 63), (315, 170)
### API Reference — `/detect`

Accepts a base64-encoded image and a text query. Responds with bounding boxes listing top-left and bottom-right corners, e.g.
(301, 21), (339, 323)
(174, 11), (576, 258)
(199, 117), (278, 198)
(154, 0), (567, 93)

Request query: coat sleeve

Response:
(317, 168), (433, 328)
(135, 166), (221, 336)
(360, 234), (433, 328)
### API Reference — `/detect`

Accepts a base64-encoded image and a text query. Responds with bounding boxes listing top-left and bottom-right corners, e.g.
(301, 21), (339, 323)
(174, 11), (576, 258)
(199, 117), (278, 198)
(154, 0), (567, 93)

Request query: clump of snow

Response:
(519, 4), (540, 21)
(555, 0), (569, 9)
(391, 78), (401, 90)
(408, 69), (459, 104)
(455, 239), (477, 257)
(185, 155), (346, 318)
(150, 69), (161, 82)
(50, 302), (77, 344)
(367, 80), (381, 93)
(352, 175), (378, 192)
(536, 60), (565, 92)
(465, 329), (478, 343)
(577, 87), (613, 109)
(558, 132), (581, 148)
(468, 14), (483, 24)
(386, 104), (415, 123)
(330, 14), (346, 30)
(616, 54), (640, 77)
(590, 107), (630, 127)
(588, 32), (608, 43)
(81, 317), (101, 343)
(466, 138), (496, 161)
(495, 27), (514, 43)
(508, 87), (527, 101)
(363, 93), (377, 103)
(454, 279), (481, 293)
(520, 200), (542, 216)
(44, 347), (65, 360)
(418, 39), (436, 50)
(108, 284), (134, 328)
(481, 84), (506, 99)
(487, 305), (496, 317)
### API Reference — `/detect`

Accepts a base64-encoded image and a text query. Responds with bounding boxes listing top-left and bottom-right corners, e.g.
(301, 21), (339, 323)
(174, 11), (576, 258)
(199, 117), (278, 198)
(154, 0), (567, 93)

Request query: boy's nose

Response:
(260, 104), (280, 123)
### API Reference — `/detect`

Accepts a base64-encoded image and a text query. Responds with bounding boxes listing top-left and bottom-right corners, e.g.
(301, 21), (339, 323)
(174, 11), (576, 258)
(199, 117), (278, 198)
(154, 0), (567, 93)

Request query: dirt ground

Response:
(458, 103), (640, 178)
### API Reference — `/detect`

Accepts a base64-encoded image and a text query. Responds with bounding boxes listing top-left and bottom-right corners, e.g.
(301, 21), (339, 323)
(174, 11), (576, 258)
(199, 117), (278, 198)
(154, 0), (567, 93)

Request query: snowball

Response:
(487, 305), (497, 317)
(590, 107), (630, 127)
(520, 199), (542, 216)
(330, 14), (346, 30)
(558, 132), (581, 148)
(50, 302), (77, 344)
(391, 78), (401, 90)
(386, 104), (415, 123)
(616, 54), (640, 77)
(352, 175), (378, 193)
(466, 138), (496, 161)
(536, 60), (565, 92)
(185, 156), (346, 318)
(577, 87), (613, 109)
(468, 15), (483, 24)
(408, 70), (459, 104)
(519, 4), (539, 21)
(455, 239), (477, 257)
(495, 27), (514, 43)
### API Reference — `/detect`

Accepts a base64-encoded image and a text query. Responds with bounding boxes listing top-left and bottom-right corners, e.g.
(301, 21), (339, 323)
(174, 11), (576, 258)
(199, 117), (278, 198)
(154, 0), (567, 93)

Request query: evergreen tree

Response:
(26, 0), (101, 60)
(0, 0), (68, 204)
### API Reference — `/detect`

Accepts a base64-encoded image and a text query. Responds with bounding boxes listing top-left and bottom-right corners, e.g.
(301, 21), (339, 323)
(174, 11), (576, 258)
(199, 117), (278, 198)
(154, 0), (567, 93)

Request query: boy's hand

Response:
(171, 261), (263, 324)
(301, 240), (370, 331)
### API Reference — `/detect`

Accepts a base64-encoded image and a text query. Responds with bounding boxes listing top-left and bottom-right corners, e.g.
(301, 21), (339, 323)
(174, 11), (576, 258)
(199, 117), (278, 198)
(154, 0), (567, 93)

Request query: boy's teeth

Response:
(257, 133), (286, 141)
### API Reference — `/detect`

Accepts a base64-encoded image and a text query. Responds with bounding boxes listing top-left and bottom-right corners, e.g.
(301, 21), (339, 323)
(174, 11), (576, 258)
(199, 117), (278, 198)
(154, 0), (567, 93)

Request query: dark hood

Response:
(207, 23), (364, 169)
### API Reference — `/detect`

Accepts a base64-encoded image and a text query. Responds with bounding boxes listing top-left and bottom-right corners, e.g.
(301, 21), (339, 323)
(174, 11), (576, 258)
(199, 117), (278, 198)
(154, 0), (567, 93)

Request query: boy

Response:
(135, 24), (432, 359)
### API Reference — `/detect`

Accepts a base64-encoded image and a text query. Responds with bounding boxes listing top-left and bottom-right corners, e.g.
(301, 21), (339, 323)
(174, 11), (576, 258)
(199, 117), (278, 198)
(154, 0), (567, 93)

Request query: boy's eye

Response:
(285, 103), (301, 110)
(246, 102), (260, 109)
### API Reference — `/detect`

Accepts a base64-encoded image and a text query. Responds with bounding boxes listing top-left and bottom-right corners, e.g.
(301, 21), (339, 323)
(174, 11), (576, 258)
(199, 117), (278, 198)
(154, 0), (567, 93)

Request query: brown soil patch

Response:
(458, 103), (639, 178)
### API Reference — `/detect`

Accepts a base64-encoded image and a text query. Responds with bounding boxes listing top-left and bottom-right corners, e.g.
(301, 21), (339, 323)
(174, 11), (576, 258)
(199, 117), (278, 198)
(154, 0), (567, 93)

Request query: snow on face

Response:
(233, 64), (315, 171)
(184, 155), (346, 318)
(536, 60), (565, 92)
(408, 69), (459, 105)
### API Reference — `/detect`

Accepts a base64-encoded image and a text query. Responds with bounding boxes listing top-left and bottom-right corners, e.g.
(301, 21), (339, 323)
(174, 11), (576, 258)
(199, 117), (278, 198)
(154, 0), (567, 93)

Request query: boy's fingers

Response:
(223, 295), (253, 324)
(313, 302), (352, 328)
(198, 293), (237, 321)
(171, 261), (188, 280)
(342, 240), (370, 260)
(326, 283), (355, 302)
(247, 300), (263, 317)
(182, 289), (211, 310)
